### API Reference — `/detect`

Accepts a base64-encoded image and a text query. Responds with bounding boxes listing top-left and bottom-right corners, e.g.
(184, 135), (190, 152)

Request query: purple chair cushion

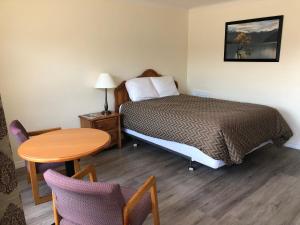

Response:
(59, 219), (79, 225)
(44, 170), (125, 225)
(25, 161), (64, 174)
(44, 170), (152, 225)
(35, 162), (65, 174)
(10, 120), (64, 174)
(121, 187), (152, 225)
(9, 120), (29, 144)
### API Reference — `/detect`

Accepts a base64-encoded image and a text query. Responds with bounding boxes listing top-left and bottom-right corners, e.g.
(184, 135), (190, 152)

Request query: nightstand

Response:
(79, 112), (121, 149)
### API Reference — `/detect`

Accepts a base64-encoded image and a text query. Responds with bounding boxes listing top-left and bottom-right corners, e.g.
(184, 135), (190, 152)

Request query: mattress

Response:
(120, 95), (292, 165)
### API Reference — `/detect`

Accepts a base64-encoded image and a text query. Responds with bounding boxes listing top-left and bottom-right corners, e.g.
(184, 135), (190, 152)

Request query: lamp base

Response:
(101, 110), (112, 116)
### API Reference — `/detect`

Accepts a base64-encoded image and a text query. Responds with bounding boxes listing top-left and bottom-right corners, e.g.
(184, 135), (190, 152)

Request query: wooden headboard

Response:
(114, 69), (178, 112)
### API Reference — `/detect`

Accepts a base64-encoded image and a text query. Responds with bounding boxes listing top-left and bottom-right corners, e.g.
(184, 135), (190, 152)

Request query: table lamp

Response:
(95, 73), (116, 115)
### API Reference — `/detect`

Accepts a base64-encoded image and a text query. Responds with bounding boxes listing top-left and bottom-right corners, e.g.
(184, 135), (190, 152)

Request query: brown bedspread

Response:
(120, 95), (292, 164)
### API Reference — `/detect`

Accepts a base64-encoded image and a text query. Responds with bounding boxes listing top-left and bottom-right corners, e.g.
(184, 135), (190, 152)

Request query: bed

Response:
(115, 69), (293, 169)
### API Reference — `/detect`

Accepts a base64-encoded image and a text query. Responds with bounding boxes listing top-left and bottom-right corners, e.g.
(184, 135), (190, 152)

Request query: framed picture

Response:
(224, 15), (284, 62)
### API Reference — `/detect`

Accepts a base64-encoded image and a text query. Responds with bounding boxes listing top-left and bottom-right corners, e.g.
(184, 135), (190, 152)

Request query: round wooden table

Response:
(18, 128), (110, 204)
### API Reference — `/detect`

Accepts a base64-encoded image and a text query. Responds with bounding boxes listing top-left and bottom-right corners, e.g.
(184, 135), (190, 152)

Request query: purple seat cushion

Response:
(121, 187), (152, 225)
(59, 219), (79, 225)
(35, 162), (65, 174)
(25, 158), (65, 174)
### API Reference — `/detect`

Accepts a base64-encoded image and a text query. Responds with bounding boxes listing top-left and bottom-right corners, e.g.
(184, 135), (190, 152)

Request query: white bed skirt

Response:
(123, 128), (272, 169)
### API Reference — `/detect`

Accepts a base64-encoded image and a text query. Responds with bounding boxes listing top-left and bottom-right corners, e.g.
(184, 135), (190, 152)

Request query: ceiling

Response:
(130, 0), (236, 9)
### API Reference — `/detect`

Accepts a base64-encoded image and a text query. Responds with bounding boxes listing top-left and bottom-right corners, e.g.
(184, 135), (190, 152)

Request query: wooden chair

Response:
(44, 165), (160, 225)
(9, 120), (80, 205)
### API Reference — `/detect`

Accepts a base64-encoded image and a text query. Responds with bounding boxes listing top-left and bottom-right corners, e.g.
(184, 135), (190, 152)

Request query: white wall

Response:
(187, 0), (300, 149)
(0, 0), (188, 166)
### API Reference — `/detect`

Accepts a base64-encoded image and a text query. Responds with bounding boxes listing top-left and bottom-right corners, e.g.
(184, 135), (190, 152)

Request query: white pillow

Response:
(125, 77), (159, 102)
(150, 76), (179, 97)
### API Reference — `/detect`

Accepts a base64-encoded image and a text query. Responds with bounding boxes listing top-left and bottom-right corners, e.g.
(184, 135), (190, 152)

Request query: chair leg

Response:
(150, 181), (160, 225)
(52, 192), (60, 225)
(74, 159), (80, 173)
(28, 161), (51, 205)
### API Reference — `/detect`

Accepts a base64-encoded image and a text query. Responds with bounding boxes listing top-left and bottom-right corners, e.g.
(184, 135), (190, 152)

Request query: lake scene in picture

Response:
(224, 17), (283, 61)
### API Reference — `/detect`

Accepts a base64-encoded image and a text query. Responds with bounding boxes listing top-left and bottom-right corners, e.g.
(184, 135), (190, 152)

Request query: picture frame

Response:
(224, 15), (284, 62)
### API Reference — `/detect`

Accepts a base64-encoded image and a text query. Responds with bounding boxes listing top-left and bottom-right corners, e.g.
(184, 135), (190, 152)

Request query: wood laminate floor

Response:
(17, 140), (300, 225)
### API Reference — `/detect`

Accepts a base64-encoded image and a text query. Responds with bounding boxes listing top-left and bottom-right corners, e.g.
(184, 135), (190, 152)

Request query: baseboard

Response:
(14, 160), (25, 169)
(285, 143), (300, 150)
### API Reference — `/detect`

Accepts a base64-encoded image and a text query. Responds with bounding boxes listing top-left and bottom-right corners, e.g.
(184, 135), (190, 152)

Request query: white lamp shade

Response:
(95, 73), (116, 89)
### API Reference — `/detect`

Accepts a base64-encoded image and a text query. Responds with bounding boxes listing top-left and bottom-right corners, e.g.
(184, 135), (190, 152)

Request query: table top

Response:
(18, 128), (110, 163)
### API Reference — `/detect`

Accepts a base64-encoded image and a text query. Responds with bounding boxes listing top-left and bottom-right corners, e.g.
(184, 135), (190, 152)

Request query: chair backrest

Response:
(9, 120), (29, 144)
(44, 169), (126, 225)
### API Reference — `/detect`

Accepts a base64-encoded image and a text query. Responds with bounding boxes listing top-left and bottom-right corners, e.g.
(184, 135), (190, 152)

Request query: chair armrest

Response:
(123, 176), (157, 223)
(28, 127), (61, 136)
(72, 165), (97, 182)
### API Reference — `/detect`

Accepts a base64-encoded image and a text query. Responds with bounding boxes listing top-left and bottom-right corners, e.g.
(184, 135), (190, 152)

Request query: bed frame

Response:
(114, 69), (178, 112)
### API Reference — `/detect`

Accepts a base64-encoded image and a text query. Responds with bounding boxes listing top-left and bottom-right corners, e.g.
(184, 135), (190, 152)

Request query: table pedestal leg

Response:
(65, 161), (75, 177)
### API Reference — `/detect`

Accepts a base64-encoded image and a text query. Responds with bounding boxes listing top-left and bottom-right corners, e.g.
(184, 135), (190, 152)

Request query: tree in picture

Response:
(234, 32), (252, 59)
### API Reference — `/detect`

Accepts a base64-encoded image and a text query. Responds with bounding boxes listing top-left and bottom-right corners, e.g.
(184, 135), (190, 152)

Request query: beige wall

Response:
(187, 0), (300, 149)
(0, 0), (188, 166)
